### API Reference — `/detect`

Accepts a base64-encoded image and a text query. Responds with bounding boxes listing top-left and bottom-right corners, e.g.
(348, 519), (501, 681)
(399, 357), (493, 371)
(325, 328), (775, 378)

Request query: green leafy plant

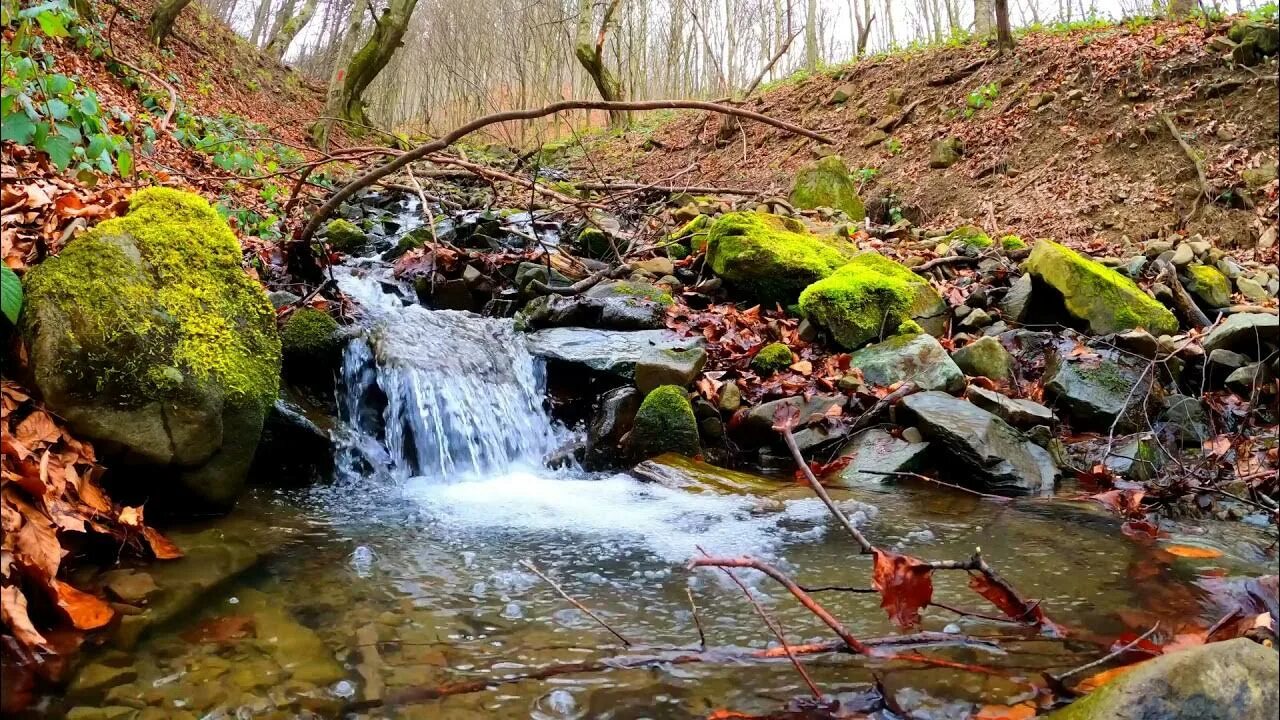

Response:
(170, 110), (302, 175)
(885, 137), (904, 156)
(963, 82), (1001, 117)
(1, 0), (134, 175)
(1, 265), (21, 325)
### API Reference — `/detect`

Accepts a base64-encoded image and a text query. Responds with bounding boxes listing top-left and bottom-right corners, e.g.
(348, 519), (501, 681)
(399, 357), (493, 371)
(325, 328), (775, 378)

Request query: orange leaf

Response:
(1162, 544), (1223, 559)
(968, 571), (1065, 636)
(118, 506), (142, 527)
(1076, 661), (1143, 693)
(143, 527), (183, 560)
(14, 410), (59, 447)
(975, 702), (1036, 720)
(51, 580), (114, 630)
(181, 614), (256, 644)
(871, 549), (933, 629)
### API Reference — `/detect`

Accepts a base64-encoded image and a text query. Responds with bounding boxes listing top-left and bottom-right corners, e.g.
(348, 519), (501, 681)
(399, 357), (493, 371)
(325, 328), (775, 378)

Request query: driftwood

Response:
(298, 99), (836, 245)
(1153, 258), (1212, 329)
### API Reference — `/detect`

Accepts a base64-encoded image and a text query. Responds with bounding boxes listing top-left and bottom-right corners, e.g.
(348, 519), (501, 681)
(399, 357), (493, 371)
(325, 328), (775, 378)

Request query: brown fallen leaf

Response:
(0, 586), (47, 649)
(50, 580), (114, 631)
(871, 549), (934, 629)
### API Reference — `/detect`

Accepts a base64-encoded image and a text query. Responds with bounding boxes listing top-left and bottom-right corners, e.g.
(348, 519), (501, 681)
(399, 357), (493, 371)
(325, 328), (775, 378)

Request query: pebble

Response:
(1143, 240), (1173, 258)
(1170, 243), (1195, 266)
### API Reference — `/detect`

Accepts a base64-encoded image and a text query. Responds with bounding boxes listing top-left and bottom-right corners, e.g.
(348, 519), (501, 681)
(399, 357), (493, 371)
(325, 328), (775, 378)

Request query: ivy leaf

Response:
(39, 134), (73, 170)
(34, 10), (69, 38)
(0, 111), (36, 144)
(46, 98), (69, 121)
(1, 266), (23, 325)
(117, 147), (134, 177)
(85, 133), (109, 159)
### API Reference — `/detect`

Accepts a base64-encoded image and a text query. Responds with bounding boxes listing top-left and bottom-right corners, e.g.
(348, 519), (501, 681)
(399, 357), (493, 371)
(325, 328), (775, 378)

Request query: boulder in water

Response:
(788, 156), (866, 220)
(631, 453), (779, 494)
(1047, 638), (1278, 720)
(634, 345), (707, 394)
(834, 429), (930, 487)
(704, 211), (857, 305)
(322, 218), (369, 253)
(586, 386), (640, 467)
(22, 189), (280, 508)
(799, 252), (948, 350)
(629, 385), (700, 458)
(281, 307), (343, 388)
(526, 327), (704, 379)
(1025, 240), (1178, 336)
(901, 391), (1058, 494)
(252, 399), (333, 486)
(848, 333), (964, 392)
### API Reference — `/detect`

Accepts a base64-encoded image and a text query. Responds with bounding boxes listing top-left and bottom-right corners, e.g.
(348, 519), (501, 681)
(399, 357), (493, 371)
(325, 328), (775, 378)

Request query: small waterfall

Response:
(332, 199), (570, 482)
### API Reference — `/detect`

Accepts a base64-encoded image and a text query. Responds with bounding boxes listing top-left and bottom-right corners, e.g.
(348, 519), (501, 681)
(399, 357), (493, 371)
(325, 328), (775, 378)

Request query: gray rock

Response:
(901, 391), (1057, 494)
(1042, 345), (1154, 432)
(1113, 329), (1160, 359)
(519, 285), (667, 332)
(525, 328), (704, 379)
(999, 274), (1033, 322)
(967, 386), (1056, 427)
(1046, 638), (1278, 720)
(267, 289), (301, 309)
(1170, 243), (1195, 266)
(586, 386), (639, 466)
(848, 333), (965, 393)
(929, 137), (964, 168)
(1103, 433), (1164, 482)
(1201, 312), (1279, 355)
(958, 307), (993, 328)
(951, 336), (1013, 381)
(1208, 348), (1251, 371)
(740, 393), (847, 443)
(1226, 362), (1276, 395)
(1159, 394), (1211, 444)
(631, 453), (777, 494)
(634, 345), (708, 394)
(718, 381), (742, 412)
(833, 429), (931, 486)
(1236, 276), (1270, 302)
(252, 399), (333, 487)
(514, 261), (572, 298)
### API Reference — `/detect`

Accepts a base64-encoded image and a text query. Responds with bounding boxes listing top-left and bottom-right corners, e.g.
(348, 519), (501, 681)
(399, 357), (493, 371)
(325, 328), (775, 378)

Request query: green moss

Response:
(1184, 264), (1231, 308)
(323, 218), (368, 253)
(609, 281), (674, 306)
(789, 155), (866, 220)
(705, 211), (857, 304)
(630, 385), (700, 457)
(281, 308), (340, 357)
(576, 227), (613, 259)
(999, 234), (1026, 251)
(669, 214), (711, 253)
(945, 225), (992, 248)
(798, 252), (946, 350)
(751, 342), (793, 374)
(23, 188), (280, 412)
(1025, 240), (1178, 335)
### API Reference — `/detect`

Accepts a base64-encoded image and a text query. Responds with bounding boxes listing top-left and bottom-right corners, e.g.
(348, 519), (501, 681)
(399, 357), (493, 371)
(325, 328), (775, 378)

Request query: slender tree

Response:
(265, 0), (320, 60)
(995, 0), (1014, 49)
(804, 0), (818, 69)
(574, 0), (628, 127)
(148, 0), (195, 45)
(328, 0), (420, 130)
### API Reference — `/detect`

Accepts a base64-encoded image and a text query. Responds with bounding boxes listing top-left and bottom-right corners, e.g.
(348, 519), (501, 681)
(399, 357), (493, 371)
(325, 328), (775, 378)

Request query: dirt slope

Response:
(587, 18), (1278, 258)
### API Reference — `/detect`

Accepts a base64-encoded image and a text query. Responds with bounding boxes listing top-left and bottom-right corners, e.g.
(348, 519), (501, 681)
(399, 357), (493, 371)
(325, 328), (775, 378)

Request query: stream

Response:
(51, 196), (1277, 720)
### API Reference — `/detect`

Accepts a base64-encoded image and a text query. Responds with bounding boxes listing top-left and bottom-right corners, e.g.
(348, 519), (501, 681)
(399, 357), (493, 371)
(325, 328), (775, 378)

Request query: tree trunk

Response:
(148, 0), (194, 45)
(1167, 0), (1196, 17)
(994, 0), (1014, 50)
(249, 0), (272, 46)
(804, 0), (819, 70)
(974, 0), (994, 36)
(265, 0), (319, 60)
(573, 0), (627, 128)
(331, 0), (418, 130)
(72, 0), (98, 24)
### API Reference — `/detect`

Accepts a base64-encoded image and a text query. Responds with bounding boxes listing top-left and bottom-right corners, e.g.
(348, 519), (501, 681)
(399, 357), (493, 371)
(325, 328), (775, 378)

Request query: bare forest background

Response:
(155, 0), (1280, 143)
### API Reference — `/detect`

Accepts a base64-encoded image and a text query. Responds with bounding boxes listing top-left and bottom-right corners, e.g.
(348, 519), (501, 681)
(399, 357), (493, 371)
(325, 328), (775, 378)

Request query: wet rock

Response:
(1226, 363), (1276, 395)
(999, 273), (1033, 322)
(1025, 240), (1178, 336)
(236, 589), (344, 685)
(253, 399), (334, 486)
(68, 663), (138, 702)
(519, 291), (666, 331)
(631, 453), (778, 494)
(1104, 433), (1164, 482)
(1042, 345), (1155, 432)
(66, 708), (136, 720)
(268, 289), (301, 309)
(718, 381), (742, 412)
(901, 391), (1057, 494)
(587, 386), (640, 466)
(100, 569), (159, 604)
(740, 393), (847, 442)
(967, 386), (1056, 428)
(514, 261), (572, 298)
(22, 189), (281, 508)
(928, 137), (964, 168)
(322, 218), (369, 253)
(1184, 264), (1231, 307)
(1113, 328), (1160, 359)
(425, 277), (474, 311)
(833, 429), (931, 486)
(848, 334), (964, 393)
(950, 336), (1013, 381)
(789, 155), (866, 219)
(629, 386), (700, 457)
(1159, 394), (1211, 444)
(1047, 638), (1278, 720)
(1201, 313), (1279, 355)
(525, 328), (704, 379)
(634, 346), (707, 394)
(799, 252), (948, 349)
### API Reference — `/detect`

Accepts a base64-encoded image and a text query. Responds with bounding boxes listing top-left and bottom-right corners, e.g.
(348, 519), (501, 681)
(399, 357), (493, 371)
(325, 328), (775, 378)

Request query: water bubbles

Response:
(227, 596), (239, 605)
(471, 582), (488, 596)
(350, 545), (376, 578)
(531, 688), (585, 720)
(943, 623), (962, 634)
(461, 550), (477, 568)
(501, 602), (524, 619)
(331, 680), (356, 699)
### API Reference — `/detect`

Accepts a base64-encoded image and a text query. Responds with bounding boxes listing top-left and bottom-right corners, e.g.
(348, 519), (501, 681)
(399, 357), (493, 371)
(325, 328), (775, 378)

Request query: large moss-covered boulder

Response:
(22, 188), (281, 507)
(1025, 240), (1178, 336)
(1048, 638), (1277, 720)
(798, 252), (948, 349)
(789, 156), (866, 220)
(629, 385), (700, 458)
(705, 212), (857, 304)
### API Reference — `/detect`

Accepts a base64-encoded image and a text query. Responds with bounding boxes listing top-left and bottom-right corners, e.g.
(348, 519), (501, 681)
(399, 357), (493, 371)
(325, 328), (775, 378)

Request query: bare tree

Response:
(328, 0), (420, 129)
(995, 0), (1014, 49)
(265, 0), (319, 60)
(574, 0), (629, 127)
(149, 0), (195, 45)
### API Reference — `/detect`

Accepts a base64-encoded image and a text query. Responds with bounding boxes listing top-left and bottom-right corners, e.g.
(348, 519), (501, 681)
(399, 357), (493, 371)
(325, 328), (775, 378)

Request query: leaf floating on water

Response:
(50, 580), (114, 630)
(871, 549), (933, 629)
(142, 527), (183, 560)
(181, 614), (256, 644)
(975, 702), (1037, 720)
(1161, 545), (1224, 559)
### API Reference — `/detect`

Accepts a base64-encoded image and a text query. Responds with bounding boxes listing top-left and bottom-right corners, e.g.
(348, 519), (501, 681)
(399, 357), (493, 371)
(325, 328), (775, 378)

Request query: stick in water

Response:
(522, 559), (631, 647)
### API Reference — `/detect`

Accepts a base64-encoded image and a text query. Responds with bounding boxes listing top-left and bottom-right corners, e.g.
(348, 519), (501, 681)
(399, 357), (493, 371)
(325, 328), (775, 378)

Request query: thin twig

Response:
(686, 588), (706, 651)
(1049, 623), (1160, 683)
(521, 560), (631, 647)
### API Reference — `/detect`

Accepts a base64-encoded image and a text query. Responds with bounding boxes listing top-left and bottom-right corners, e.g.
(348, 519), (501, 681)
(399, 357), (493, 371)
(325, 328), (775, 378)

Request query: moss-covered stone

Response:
(576, 227), (614, 259)
(322, 218), (369, 253)
(789, 156), (866, 220)
(945, 225), (992, 249)
(594, 280), (674, 306)
(1025, 240), (1178, 336)
(281, 308), (341, 358)
(798, 252), (948, 350)
(1184, 264), (1232, 308)
(23, 188), (280, 506)
(630, 385), (700, 458)
(669, 214), (712, 254)
(999, 234), (1026, 251)
(751, 342), (793, 374)
(705, 211), (857, 304)
(929, 137), (964, 168)
(950, 336), (1013, 381)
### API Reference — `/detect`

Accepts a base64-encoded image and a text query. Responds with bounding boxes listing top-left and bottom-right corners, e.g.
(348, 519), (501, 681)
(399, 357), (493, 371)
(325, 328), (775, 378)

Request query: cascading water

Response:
(332, 198), (571, 483)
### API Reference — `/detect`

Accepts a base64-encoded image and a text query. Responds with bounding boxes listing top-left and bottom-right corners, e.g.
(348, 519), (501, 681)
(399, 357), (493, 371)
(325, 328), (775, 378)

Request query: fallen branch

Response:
(528, 263), (633, 295)
(1047, 623), (1159, 687)
(574, 181), (762, 196)
(1159, 112), (1211, 201)
(299, 99), (835, 245)
(425, 154), (589, 207)
(929, 57), (988, 86)
(522, 560), (632, 647)
(1153, 258), (1211, 329)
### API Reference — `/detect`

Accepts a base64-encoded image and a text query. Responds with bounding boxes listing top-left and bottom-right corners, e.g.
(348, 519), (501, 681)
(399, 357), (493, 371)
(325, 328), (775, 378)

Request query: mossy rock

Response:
(751, 342), (793, 374)
(576, 227), (614, 260)
(668, 214), (712, 254)
(945, 225), (992, 249)
(23, 188), (281, 507)
(929, 137), (964, 168)
(1183, 264), (1232, 308)
(629, 385), (700, 458)
(322, 218), (369, 253)
(705, 211), (857, 305)
(999, 234), (1026, 251)
(789, 156), (866, 220)
(798, 252), (948, 350)
(281, 308), (341, 361)
(1025, 240), (1178, 336)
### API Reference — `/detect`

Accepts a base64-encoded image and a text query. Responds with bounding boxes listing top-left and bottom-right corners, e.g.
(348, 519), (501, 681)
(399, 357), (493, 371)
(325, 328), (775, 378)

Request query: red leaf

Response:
(50, 580), (114, 630)
(968, 571), (1065, 636)
(871, 549), (933, 629)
